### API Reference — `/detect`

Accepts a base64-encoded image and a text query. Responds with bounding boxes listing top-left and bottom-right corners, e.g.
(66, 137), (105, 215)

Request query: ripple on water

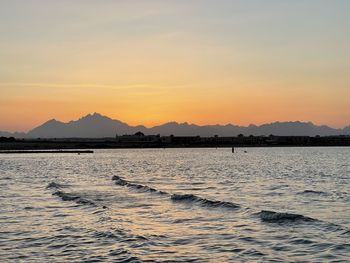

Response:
(1, 148), (349, 262)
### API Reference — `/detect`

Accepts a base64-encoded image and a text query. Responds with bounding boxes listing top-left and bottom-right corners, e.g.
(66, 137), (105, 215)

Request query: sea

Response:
(0, 147), (349, 262)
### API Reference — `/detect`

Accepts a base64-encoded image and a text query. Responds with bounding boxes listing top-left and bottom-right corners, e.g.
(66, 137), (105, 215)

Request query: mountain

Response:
(343, 125), (350, 134)
(1, 113), (349, 138)
(27, 113), (146, 138)
(148, 121), (344, 137)
(0, 131), (27, 138)
(244, 121), (340, 136)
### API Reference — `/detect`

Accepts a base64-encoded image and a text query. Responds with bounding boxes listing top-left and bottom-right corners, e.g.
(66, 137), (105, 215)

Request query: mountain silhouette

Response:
(1, 113), (349, 138)
(27, 113), (146, 138)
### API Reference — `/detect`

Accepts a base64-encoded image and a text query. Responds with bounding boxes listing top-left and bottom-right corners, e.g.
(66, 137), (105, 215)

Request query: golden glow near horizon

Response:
(1, 0), (349, 132)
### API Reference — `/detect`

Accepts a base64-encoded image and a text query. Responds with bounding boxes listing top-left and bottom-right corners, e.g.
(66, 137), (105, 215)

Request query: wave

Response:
(297, 190), (329, 196)
(171, 194), (240, 210)
(111, 176), (240, 211)
(93, 230), (148, 242)
(47, 182), (67, 189)
(258, 210), (316, 223)
(52, 190), (97, 207)
(112, 175), (167, 195)
(47, 182), (110, 208)
(342, 229), (350, 235)
(90, 230), (143, 262)
(258, 211), (350, 235)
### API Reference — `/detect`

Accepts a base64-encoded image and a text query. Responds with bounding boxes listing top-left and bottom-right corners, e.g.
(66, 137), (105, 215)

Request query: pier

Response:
(0, 150), (94, 154)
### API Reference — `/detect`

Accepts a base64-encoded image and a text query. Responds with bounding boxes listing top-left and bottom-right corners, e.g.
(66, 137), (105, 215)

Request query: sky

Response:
(1, 0), (349, 132)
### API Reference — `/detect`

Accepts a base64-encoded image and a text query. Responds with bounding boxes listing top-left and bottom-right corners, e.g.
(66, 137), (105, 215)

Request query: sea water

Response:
(0, 147), (349, 262)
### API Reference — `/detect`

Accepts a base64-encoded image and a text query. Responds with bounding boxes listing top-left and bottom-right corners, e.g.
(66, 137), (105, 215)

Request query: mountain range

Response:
(1, 113), (349, 138)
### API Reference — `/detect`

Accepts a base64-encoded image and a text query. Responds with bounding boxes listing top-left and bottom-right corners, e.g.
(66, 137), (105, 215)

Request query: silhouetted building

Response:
(116, 133), (160, 143)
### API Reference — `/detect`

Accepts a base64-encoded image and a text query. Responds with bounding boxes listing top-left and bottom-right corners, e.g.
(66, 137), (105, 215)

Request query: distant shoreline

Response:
(1, 135), (350, 150)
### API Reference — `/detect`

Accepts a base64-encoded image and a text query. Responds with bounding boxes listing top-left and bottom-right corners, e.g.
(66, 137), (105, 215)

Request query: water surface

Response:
(1, 147), (349, 262)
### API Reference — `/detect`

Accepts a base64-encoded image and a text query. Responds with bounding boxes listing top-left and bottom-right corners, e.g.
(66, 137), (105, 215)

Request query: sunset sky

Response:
(1, 0), (349, 132)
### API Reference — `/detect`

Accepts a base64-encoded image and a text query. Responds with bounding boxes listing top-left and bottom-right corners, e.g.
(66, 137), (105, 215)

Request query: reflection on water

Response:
(0, 147), (349, 262)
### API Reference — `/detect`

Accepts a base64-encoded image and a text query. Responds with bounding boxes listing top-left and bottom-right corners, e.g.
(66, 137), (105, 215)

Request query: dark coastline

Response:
(1, 135), (350, 150)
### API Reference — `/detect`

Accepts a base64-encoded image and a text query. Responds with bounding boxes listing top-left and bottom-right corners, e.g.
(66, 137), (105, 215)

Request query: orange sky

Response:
(1, 1), (349, 132)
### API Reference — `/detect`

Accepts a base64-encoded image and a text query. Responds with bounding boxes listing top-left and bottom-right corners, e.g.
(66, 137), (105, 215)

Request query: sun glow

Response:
(1, 1), (349, 131)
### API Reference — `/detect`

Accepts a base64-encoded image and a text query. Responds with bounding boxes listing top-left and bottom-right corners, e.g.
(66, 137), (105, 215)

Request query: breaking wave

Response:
(112, 175), (167, 195)
(46, 182), (67, 189)
(52, 190), (97, 206)
(258, 210), (316, 223)
(47, 182), (107, 208)
(112, 176), (240, 210)
(171, 194), (240, 209)
(297, 190), (329, 196)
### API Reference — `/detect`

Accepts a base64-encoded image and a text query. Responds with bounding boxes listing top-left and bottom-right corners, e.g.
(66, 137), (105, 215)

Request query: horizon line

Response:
(1, 112), (349, 134)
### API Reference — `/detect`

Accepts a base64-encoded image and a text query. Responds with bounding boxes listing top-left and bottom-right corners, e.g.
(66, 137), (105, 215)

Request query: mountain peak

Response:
(91, 112), (103, 117)
(42, 118), (62, 125)
(85, 112), (103, 118)
(79, 112), (111, 121)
